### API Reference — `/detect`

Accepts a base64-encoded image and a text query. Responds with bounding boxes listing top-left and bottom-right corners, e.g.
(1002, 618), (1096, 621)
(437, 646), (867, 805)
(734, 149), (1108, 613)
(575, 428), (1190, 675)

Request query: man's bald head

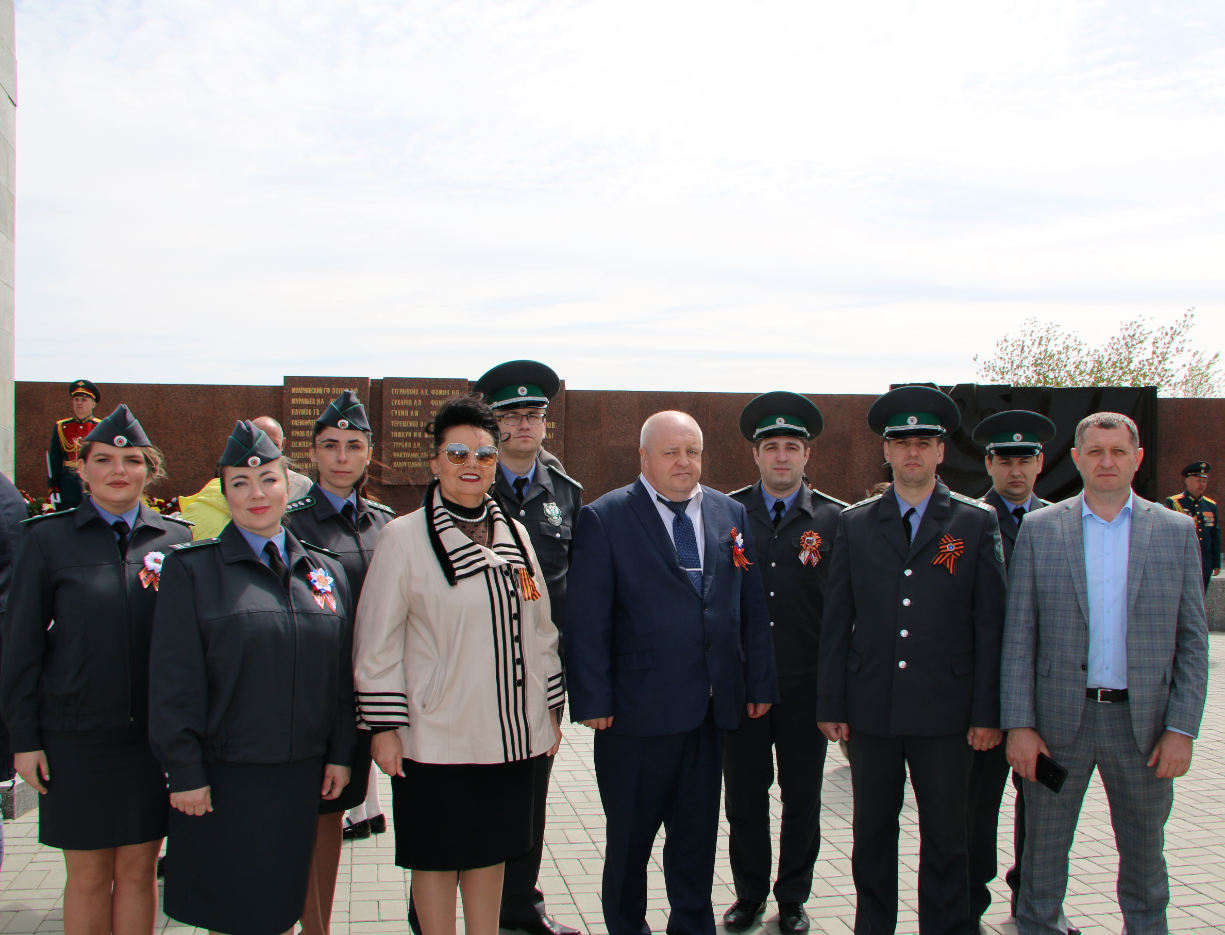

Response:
(251, 416), (286, 451)
(639, 411), (703, 502)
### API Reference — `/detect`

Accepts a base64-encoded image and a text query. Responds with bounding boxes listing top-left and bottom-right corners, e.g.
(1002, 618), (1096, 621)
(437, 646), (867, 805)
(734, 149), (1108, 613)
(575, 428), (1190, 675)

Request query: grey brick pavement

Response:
(2, 634), (1222, 934)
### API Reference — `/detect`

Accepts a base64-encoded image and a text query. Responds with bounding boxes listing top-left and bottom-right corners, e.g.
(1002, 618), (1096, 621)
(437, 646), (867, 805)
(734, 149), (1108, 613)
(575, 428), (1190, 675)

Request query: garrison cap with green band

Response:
(739, 390), (824, 442)
(867, 385), (961, 438)
(84, 404), (152, 449)
(218, 420), (283, 469)
(473, 360), (561, 410)
(971, 410), (1057, 456)
(316, 390), (372, 434)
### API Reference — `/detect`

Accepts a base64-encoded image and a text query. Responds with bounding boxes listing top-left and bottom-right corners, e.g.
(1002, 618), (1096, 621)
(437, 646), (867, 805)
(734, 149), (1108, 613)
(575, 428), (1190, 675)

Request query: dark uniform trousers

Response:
(817, 483), (1007, 935)
(981, 489), (1050, 919)
(724, 675), (826, 904)
(724, 481), (843, 907)
(492, 455), (582, 922)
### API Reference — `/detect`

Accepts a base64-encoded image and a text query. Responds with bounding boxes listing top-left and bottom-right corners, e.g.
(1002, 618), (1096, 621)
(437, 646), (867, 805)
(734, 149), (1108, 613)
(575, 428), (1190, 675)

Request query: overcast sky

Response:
(13, 0), (1225, 395)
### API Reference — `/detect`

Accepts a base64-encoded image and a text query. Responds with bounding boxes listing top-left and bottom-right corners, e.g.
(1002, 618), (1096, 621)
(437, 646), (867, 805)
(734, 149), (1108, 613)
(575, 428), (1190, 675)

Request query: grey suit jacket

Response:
(1000, 493), (1209, 755)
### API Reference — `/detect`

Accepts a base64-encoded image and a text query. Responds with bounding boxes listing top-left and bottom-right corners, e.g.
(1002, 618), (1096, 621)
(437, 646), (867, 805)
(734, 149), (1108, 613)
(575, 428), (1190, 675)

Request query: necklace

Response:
(441, 496), (489, 524)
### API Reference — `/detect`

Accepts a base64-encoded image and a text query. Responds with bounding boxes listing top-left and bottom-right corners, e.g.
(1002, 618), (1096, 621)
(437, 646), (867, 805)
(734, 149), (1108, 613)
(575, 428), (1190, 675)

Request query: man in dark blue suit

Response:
(565, 410), (778, 935)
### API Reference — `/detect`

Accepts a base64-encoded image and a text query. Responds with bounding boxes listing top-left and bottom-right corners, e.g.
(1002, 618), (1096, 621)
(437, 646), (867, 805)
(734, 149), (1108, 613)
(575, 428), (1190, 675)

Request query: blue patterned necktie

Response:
(659, 496), (703, 591)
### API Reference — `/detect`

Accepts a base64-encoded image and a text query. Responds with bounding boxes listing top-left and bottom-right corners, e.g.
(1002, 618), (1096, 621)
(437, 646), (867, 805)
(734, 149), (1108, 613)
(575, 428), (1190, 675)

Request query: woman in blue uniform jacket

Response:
(148, 420), (354, 935)
(1, 405), (191, 935)
(286, 391), (395, 935)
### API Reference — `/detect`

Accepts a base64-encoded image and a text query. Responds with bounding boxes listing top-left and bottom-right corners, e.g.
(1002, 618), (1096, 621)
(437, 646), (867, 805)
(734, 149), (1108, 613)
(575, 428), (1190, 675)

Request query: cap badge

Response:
(907, 415), (918, 426)
(775, 416), (786, 425)
(247, 455), (261, 467)
(1013, 433), (1023, 442)
(337, 419), (349, 429)
(543, 501), (563, 526)
(114, 435), (129, 447)
(517, 385), (528, 395)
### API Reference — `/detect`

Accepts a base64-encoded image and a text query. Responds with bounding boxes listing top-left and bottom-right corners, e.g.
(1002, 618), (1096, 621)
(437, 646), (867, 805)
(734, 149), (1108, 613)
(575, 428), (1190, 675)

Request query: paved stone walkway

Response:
(2, 634), (1222, 934)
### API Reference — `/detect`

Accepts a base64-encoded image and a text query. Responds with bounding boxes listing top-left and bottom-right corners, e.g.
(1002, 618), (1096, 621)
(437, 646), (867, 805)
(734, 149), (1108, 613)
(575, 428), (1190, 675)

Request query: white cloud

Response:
(13, 0), (1225, 393)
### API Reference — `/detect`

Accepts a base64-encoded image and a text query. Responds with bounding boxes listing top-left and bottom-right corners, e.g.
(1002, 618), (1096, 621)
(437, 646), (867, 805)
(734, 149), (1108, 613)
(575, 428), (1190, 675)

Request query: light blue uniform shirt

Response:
(894, 489), (933, 543)
(238, 526), (289, 567)
(317, 486), (357, 515)
(90, 498), (140, 538)
(499, 461), (537, 491)
(761, 486), (801, 520)
(1082, 494), (1132, 690)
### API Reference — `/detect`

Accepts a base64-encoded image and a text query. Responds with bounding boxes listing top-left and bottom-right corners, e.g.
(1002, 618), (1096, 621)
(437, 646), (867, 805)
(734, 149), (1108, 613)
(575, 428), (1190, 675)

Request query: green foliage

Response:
(974, 309), (1222, 397)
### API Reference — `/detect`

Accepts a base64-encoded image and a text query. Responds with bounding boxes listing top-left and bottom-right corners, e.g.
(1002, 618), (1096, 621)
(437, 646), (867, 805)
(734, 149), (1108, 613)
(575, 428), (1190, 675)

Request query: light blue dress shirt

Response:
(317, 486), (358, 515)
(238, 526), (289, 566)
(500, 461), (538, 490)
(894, 489), (933, 542)
(1082, 494), (1132, 690)
(639, 474), (705, 566)
(91, 498), (140, 537)
(761, 486), (801, 520)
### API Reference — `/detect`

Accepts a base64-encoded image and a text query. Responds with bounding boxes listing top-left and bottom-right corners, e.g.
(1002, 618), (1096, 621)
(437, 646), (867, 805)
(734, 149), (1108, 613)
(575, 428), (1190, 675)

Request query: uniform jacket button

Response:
(898, 660), (908, 669)
(902, 598), (911, 607)
(904, 569), (913, 576)
(900, 629), (909, 638)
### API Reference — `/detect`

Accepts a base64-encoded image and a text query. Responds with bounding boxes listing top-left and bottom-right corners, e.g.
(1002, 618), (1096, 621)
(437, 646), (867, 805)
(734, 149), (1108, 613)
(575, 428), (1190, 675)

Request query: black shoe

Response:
(342, 817), (371, 839)
(1066, 927), (1081, 935)
(722, 899), (765, 932)
(777, 903), (809, 935)
(368, 813), (387, 834)
(499, 910), (581, 935)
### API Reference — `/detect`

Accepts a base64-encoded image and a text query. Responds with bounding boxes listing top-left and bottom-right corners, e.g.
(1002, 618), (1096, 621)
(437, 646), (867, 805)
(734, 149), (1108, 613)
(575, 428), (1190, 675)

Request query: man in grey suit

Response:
(1001, 411), (1210, 935)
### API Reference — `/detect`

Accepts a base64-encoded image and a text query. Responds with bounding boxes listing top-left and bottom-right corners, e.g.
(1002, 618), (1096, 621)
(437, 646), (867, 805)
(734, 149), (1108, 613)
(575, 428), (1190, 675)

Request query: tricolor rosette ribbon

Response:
(730, 527), (752, 570)
(798, 530), (822, 565)
(308, 567), (337, 612)
(139, 551), (165, 591)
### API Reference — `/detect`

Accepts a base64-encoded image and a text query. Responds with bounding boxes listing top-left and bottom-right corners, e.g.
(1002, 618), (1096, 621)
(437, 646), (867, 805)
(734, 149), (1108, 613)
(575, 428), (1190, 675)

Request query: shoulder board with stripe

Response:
(160, 515), (194, 528)
(843, 493), (882, 512)
(950, 491), (992, 510)
(1203, 495), (1217, 506)
(286, 495), (316, 513)
(810, 486), (849, 508)
(728, 484), (753, 498)
(171, 538), (220, 550)
(545, 463), (583, 490)
(365, 500), (396, 516)
(22, 508), (73, 525)
(301, 541), (341, 559)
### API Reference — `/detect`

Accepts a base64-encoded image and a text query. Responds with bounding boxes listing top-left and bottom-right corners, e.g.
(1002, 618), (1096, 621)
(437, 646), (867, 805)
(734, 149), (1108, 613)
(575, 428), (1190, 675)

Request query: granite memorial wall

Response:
(14, 378), (1224, 517)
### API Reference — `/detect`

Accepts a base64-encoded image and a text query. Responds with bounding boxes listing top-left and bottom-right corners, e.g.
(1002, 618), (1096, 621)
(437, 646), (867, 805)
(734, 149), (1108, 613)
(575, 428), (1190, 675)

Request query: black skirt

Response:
(39, 727), (168, 850)
(321, 728), (373, 815)
(391, 755), (540, 871)
(163, 757), (322, 935)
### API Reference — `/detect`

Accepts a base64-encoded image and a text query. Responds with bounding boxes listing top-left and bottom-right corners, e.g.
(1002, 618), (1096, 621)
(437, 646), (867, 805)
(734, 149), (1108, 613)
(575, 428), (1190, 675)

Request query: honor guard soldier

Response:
(970, 410), (1078, 934)
(817, 385), (1007, 935)
(47, 379), (102, 510)
(1164, 461), (1220, 592)
(473, 360), (582, 935)
(723, 392), (845, 935)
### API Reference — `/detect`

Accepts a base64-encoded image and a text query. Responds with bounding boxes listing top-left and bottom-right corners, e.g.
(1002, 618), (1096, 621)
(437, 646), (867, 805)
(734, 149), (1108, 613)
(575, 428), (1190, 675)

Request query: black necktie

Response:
(659, 497), (703, 591)
(902, 507), (916, 545)
(1013, 506), (1026, 526)
(264, 541), (289, 588)
(341, 502), (356, 526)
(112, 520), (130, 558)
(772, 500), (785, 528)
(513, 477), (529, 502)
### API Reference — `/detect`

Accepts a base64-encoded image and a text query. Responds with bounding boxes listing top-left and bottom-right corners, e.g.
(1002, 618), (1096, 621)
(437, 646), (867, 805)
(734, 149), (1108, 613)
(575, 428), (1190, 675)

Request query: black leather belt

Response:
(1086, 687), (1128, 703)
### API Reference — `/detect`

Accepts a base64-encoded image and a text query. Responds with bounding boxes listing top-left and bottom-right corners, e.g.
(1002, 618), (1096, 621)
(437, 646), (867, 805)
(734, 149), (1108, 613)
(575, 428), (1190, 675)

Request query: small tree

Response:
(974, 309), (1222, 397)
